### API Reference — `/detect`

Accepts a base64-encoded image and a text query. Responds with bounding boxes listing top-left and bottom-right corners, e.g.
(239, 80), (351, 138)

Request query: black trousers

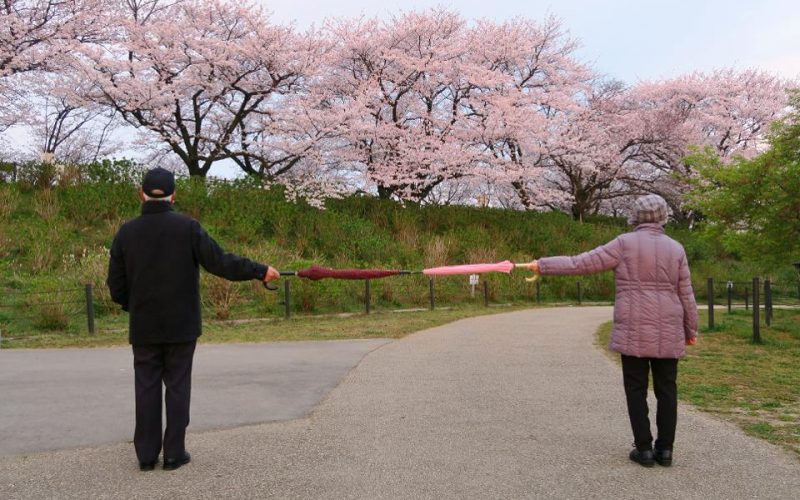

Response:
(621, 355), (679, 451)
(132, 340), (197, 464)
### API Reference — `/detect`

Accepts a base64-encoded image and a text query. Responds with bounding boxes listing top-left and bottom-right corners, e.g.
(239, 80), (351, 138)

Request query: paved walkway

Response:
(1, 307), (798, 499)
(0, 339), (389, 457)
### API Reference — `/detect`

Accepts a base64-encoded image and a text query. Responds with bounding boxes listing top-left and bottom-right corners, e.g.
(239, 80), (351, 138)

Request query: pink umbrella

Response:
(423, 261), (540, 282)
(423, 260), (515, 276)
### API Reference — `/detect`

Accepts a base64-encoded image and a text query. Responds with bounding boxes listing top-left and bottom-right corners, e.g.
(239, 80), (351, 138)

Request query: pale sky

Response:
(259, 0), (800, 82)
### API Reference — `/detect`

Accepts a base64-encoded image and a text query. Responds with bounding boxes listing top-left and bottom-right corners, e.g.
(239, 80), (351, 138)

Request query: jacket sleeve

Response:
(191, 221), (268, 281)
(538, 237), (622, 276)
(678, 251), (698, 341)
(106, 234), (129, 311)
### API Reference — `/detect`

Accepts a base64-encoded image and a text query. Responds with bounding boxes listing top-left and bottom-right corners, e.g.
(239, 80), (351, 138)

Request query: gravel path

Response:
(1, 307), (798, 499)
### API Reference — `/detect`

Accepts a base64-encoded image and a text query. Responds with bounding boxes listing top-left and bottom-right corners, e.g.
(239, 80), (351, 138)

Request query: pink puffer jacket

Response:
(538, 223), (698, 358)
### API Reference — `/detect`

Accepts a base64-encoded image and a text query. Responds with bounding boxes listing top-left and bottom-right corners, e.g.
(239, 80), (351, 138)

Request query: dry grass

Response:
(201, 274), (242, 320)
(32, 304), (70, 331)
(0, 186), (20, 219)
(424, 236), (452, 267)
(467, 246), (499, 264)
(33, 189), (59, 221)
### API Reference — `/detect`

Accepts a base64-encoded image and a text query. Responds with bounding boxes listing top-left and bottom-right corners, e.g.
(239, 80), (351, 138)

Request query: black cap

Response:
(142, 167), (175, 197)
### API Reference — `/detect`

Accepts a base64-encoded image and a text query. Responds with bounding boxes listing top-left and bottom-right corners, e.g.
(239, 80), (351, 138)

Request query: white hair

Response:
(143, 191), (173, 202)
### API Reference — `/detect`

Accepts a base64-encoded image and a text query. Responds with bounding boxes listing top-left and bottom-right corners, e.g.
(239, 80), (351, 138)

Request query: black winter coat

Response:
(107, 202), (268, 345)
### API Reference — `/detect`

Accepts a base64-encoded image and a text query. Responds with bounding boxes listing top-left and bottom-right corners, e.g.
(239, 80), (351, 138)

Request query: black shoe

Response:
(654, 449), (672, 467)
(629, 448), (655, 467)
(163, 451), (191, 471)
(139, 461), (156, 471)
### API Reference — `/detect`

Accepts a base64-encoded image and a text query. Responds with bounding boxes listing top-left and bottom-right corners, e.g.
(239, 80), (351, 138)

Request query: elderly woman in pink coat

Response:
(526, 194), (698, 468)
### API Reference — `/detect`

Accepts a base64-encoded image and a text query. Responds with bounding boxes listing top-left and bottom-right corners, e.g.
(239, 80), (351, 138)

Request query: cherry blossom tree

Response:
(533, 80), (643, 220)
(0, 0), (101, 131)
(0, 0), (100, 76)
(1, 2), (792, 215)
(4, 71), (118, 162)
(216, 29), (353, 202)
(73, 0), (310, 177)
(623, 69), (791, 220)
(467, 16), (593, 212)
(324, 9), (488, 201)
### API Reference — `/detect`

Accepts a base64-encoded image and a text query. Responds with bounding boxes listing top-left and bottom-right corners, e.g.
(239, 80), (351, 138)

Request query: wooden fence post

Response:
(752, 277), (761, 344)
(85, 283), (95, 335)
(727, 281), (732, 313)
(764, 279), (772, 326)
(365, 279), (371, 314)
(707, 278), (714, 329)
(284, 280), (291, 319)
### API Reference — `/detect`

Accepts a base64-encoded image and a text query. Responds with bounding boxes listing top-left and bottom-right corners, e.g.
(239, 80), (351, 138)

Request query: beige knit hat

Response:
(628, 194), (670, 226)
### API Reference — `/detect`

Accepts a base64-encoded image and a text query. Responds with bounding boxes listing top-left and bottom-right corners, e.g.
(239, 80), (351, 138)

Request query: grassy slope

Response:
(1, 177), (793, 341)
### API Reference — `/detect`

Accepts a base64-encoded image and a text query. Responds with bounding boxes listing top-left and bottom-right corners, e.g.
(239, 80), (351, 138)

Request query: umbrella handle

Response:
(514, 262), (540, 283)
(262, 281), (279, 291)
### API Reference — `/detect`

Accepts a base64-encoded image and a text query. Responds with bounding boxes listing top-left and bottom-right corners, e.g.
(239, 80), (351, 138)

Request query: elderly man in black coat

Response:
(107, 167), (280, 471)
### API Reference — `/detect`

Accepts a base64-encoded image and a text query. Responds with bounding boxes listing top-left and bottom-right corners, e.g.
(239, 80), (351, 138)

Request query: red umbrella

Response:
(290, 265), (413, 281)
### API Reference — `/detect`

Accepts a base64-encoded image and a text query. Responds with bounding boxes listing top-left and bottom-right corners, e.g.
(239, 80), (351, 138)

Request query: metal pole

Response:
(752, 277), (761, 344)
(577, 281), (582, 305)
(707, 278), (714, 329)
(85, 283), (95, 335)
(483, 280), (489, 307)
(536, 280), (540, 304)
(745, 287), (749, 311)
(429, 278), (435, 311)
(284, 280), (291, 319)
(365, 279), (371, 314)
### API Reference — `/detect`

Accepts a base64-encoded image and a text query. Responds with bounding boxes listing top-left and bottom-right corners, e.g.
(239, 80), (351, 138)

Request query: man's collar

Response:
(141, 201), (174, 215)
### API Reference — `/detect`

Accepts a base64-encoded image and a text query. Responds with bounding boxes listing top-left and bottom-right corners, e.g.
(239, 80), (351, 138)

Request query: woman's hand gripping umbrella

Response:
(514, 260), (541, 283)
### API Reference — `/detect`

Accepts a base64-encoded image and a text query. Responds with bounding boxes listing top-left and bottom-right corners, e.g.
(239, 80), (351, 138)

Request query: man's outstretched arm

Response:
(191, 220), (270, 281)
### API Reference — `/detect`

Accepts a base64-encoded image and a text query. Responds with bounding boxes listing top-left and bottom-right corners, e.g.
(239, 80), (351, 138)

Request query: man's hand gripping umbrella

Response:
(261, 266), (282, 290)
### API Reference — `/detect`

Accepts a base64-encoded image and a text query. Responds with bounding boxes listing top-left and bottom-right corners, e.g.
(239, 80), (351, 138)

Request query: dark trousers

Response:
(132, 341), (196, 464)
(621, 355), (678, 451)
